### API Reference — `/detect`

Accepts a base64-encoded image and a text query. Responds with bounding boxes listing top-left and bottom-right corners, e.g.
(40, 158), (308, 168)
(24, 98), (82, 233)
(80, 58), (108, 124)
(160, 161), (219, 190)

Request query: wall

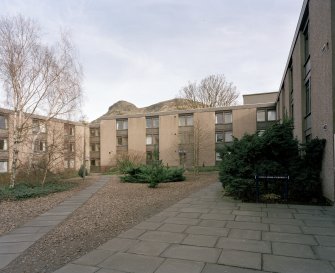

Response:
(159, 114), (179, 166)
(243, 92), (278, 105)
(232, 108), (257, 139)
(100, 119), (116, 168)
(194, 112), (216, 166)
(128, 117), (146, 164)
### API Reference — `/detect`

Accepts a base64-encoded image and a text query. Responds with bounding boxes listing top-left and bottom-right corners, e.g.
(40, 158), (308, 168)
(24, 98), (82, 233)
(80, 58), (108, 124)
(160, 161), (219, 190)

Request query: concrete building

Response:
(0, 108), (89, 175)
(276, 0), (335, 201)
(89, 99), (277, 172)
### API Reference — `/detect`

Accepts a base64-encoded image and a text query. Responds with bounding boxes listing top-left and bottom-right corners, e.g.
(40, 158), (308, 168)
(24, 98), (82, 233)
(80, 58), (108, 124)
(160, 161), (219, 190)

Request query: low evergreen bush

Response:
(0, 182), (76, 200)
(121, 165), (185, 187)
(219, 119), (326, 203)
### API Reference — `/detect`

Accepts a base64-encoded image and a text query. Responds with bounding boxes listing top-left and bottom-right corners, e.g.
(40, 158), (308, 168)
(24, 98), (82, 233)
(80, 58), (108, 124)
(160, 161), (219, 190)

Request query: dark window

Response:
(0, 115), (8, 129)
(305, 80), (311, 116)
(0, 139), (8, 150)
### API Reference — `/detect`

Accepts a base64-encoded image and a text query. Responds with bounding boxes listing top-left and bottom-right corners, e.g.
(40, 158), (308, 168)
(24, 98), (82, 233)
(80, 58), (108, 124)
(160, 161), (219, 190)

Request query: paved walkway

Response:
(52, 183), (335, 273)
(0, 175), (111, 270)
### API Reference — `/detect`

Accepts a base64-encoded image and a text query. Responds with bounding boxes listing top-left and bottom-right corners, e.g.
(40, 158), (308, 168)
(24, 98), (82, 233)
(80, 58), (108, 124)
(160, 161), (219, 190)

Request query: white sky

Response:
(0, 0), (304, 121)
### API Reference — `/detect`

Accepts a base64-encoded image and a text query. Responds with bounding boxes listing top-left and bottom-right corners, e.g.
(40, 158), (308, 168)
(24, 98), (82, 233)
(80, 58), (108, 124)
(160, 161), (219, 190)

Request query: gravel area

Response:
(0, 177), (97, 236)
(1, 172), (218, 273)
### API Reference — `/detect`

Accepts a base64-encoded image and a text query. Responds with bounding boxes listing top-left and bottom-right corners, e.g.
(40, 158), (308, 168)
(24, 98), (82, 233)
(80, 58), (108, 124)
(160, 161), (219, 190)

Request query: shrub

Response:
(78, 165), (88, 178)
(0, 182), (76, 200)
(219, 120), (326, 202)
(115, 152), (144, 174)
(121, 164), (185, 187)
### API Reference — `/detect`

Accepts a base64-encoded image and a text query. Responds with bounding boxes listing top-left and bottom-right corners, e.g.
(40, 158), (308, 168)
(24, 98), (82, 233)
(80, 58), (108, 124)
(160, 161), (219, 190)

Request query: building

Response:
(276, 0), (335, 201)
(0, 107), (89, 175)
(89, 98), (277, 171)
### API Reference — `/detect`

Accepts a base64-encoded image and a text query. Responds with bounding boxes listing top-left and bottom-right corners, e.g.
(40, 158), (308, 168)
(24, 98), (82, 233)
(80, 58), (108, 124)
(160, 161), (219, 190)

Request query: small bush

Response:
(78, 165), (88, 178)
(121, 164), (185, 187)
(116, 152), (144, 174)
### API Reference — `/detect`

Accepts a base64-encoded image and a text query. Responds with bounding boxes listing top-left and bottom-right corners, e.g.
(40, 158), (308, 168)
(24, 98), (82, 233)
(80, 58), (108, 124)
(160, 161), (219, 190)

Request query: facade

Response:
(89, 101), (277, 171)
(276, 0), (335, 201)
(0, 108), (89, 174)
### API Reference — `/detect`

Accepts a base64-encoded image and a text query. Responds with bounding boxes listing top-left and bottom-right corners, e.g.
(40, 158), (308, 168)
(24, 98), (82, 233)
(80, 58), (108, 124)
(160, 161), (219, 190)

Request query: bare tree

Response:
(0, 15), (83, 187)
(178, 74), (239, 109)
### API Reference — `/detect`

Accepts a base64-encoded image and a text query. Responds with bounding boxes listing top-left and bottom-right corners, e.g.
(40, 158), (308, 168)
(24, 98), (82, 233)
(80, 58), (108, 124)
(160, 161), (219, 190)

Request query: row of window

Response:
(115, 110), (274, 131)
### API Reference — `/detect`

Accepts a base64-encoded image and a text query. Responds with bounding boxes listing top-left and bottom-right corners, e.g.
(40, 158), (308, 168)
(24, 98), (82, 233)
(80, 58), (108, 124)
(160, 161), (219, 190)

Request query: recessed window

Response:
(69, 143), (75, 152)
(267, 110), (277, 121)
(257, 110), (266, 122)
(216, 152), (222, 161)
(117, 136), (128, 146)
(90, 128), (100, 137)
(33, 120), (46, 133)
(0, 139), (8, 151)
(179, 115), (193, 126)
(146, 135), (159, 145)
(216, 112), (232, 124)
(146, 135), (153, 145)
(116, 119), (128, 130)
(224, 131), (233, 142)
(34, 140), (46, 152)
(69, 159), (75, 169)
(146, 117), (159, 128)
(90, 143), (100, 152)
(215, 132), (224, 143)
(0, 115), (8, 129)
(0, 161), (8, 172)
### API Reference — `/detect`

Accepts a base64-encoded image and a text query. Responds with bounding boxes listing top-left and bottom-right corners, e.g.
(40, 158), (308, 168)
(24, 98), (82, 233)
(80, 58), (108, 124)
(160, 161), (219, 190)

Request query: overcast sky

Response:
(1, 0), (304, 121)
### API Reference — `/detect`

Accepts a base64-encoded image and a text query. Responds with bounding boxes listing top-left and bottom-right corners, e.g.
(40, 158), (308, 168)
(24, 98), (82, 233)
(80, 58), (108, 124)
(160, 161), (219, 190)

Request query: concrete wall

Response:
(309, 0), (334, 201)
(128, 117), (146, 164)
(194, 112), (216, 166)
(243, 92), (278, 105)
(100, 119), (116, 168)
(159, 114), (179, 166)
(232, 108), (257, 139)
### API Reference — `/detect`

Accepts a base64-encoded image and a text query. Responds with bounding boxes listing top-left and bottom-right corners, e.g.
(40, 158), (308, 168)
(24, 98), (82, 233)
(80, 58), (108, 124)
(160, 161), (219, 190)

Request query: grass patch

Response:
(0, 182), (76, 201)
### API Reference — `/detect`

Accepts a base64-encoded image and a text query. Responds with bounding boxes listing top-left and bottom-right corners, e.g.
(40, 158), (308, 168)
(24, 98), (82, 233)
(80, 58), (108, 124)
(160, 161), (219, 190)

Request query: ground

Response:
(0, 172), (218, 273)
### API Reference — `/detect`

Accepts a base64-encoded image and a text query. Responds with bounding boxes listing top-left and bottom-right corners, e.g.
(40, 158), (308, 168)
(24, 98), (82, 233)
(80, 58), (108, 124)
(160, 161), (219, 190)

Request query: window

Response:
(215, 113), (223, 124)
(0, 139), (8, 151)
(146, 117), (159, 128)
(146, 135), (153, 145)
(224, 131), (233, 142)
(179, 115), (193, 126)
(257, 110), (266, 122)
(224, 112), (232, 124)
(215, 132), (224, 143)
(305, 80), (311, 116)
(33, 120), (46, 133)
(267, 110), (276, 121)
(69, 143), (75, 152)
(0, 161), (8, 173)
(216, 152), (222, 161)
(116, 119), (128, 130)
(117, 136), (128, 146)
(91, 159), (100, 166)
(90, 128), (99, 137)
(69, 126), (75, 136)
(216, 112), (232, 124)
(69, 159), (75, 169)
(303, 23), (309, 62)
(0, 115), (8, 129)
(90, 143), (100, 152)
(146, 135), (159, 145)
(34, 141), (46, 152)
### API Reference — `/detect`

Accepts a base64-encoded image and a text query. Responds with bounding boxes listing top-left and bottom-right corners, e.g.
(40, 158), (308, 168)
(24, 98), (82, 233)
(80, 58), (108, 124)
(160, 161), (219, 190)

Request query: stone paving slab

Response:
(4, 181), (335, 273)
(0, 175), (111, 271)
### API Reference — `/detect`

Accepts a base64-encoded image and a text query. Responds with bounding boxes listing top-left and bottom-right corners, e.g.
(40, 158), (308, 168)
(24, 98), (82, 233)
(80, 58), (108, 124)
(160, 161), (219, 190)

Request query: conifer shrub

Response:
(218, 120), (326, 202)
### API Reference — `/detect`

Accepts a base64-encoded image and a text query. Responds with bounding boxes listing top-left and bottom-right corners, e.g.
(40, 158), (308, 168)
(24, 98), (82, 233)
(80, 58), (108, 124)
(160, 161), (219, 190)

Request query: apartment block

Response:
(90, 101), (277, 172)
(0, 108), (89, 174)
(276, 0), (335, 201)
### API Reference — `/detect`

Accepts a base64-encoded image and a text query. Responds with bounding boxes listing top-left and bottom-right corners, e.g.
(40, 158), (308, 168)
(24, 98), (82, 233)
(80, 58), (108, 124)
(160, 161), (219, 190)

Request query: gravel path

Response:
(1, 172), (218, 273)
